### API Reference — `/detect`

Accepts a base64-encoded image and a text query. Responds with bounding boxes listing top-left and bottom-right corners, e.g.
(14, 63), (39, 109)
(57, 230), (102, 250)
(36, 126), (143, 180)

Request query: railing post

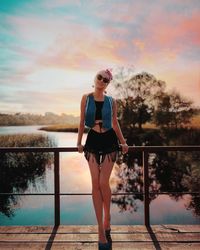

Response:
(143, 150), (150, 227)
(54, 151), (60, 226)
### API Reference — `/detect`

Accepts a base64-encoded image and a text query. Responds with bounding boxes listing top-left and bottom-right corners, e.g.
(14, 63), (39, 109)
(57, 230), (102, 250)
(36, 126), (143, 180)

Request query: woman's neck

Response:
(93, 89), (104, 101)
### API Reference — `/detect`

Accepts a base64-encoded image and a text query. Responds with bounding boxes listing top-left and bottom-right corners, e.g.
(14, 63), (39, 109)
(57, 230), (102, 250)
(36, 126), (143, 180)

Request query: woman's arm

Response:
(112, 98), (129, 153)
(77, 94), (87, 152)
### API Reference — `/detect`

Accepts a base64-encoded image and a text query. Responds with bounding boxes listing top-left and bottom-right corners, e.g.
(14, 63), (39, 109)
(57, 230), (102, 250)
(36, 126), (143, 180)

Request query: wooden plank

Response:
(151, 224), (200, 233)
(0, 225), (199, 250)
(1, 225), (199, 233)
(0, 242), (157, 250)
(1, 242), (200, 250)
(1, 225), (200, 236)
(158, 243), (200, 250)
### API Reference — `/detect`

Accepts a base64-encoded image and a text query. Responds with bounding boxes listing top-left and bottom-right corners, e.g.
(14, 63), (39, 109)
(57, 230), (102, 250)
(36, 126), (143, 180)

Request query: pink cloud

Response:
(102, 25), (129, 38)
(158, 65), (200, 103)
(142, 10), (200, 51)
(36, 26), (125, 71)
(7, 14), (126, 71)
(132, 39), (145, 51)
(93, 1), (144, 24)
(3, 2), (200, 107)
(180, 12), (200, 45)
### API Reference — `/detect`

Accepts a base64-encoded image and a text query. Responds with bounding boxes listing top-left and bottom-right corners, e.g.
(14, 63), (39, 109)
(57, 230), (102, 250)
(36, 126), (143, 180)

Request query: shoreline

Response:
(38, 124), (89, 133)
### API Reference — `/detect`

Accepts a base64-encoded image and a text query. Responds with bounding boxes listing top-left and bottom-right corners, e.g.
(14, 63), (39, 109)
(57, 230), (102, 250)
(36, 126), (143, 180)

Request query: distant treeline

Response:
(0, 112), (79, 126)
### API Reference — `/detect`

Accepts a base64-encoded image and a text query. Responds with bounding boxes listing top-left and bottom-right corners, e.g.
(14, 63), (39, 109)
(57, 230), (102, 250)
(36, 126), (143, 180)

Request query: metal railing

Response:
(0, 145), (200, 227)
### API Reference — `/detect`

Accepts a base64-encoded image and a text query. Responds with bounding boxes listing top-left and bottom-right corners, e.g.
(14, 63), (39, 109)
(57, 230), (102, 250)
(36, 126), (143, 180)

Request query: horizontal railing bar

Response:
(0, 192), (142, 196)
(0, 193), (55, 196)
(149, 192), (199, 197)
(138, 145), (200, 152)
(150, 192), (200, 195)
(0, 192), (199, 196)
(0, 147), (78, 153)
(0, 145), (200, 153)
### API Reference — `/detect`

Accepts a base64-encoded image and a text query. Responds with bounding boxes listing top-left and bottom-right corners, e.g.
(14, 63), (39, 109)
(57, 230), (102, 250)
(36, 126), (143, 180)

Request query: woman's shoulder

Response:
(81, 92), (93, 103)
(81, 92), (91, 98)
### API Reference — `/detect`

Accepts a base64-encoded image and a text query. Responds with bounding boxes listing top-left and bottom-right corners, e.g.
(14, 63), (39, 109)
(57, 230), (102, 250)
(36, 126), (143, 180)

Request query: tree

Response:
(154, 91), (195, 129)
(113, 68), (165, 130)
(154, 93), (172, 128)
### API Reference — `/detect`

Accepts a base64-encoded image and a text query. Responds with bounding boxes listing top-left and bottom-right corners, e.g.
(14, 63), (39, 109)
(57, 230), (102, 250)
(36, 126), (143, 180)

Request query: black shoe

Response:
(105, 229), (112, 243)
(98, 241), (111, 250)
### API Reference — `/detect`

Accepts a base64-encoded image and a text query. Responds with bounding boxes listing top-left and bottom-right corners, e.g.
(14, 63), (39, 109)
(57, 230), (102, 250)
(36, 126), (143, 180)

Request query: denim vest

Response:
(85, 94), (113, 129)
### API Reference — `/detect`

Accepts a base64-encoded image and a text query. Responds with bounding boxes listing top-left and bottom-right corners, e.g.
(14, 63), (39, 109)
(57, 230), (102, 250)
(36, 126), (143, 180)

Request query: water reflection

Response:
(0, 127), (200, 225)
(0, 134), (55, 218)
(150, 194), (199, 224)
(112, 128), (200, 219)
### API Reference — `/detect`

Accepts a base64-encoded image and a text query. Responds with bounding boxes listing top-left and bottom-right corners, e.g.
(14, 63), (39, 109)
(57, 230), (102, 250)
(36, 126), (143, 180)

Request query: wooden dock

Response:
(0, 225), (200, 249)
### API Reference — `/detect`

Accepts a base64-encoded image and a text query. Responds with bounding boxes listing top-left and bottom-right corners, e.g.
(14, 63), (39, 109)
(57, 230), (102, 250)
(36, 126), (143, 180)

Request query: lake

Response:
(0, 125), (199, 226)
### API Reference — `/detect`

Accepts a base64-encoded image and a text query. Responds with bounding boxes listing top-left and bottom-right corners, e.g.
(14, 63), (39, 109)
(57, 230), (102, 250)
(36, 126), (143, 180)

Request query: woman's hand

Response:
(77, 144), (84, 153)
(121, 143), (129, 154)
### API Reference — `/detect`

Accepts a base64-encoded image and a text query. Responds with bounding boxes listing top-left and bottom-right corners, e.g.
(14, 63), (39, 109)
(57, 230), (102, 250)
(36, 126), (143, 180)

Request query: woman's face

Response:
(94, 70), (110, 90)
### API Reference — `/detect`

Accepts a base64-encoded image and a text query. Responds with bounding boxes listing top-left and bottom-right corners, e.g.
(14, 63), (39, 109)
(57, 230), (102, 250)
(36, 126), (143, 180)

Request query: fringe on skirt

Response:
(83, 128), (120, 165)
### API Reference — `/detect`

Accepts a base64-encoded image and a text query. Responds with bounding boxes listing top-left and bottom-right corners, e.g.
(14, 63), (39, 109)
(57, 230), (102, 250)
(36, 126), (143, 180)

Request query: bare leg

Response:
(87, 155), (107, 243)
(99, 156), (115, 230)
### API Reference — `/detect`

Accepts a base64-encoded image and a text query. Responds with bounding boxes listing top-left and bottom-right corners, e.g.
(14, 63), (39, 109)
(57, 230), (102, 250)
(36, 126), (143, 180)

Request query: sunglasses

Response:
(97, 74), (110, 84)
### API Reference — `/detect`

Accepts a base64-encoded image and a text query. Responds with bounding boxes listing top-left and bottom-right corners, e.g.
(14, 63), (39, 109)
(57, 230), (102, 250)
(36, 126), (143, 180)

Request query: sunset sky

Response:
(0, 0), (200, 116)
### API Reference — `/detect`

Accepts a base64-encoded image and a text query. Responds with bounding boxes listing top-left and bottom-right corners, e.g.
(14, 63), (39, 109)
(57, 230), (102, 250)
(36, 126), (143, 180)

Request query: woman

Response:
(77, 69), (128, 250)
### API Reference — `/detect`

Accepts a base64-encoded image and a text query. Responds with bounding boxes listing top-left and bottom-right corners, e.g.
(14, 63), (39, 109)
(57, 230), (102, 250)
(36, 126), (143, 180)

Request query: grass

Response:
(143, 114), (200, 129)
(0, 133), (56, 147)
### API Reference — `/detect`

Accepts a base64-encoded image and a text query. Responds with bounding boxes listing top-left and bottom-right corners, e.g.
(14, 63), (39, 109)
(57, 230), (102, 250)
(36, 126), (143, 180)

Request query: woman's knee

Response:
(99, 178), (110, 191)
(91, 178), (100, 191)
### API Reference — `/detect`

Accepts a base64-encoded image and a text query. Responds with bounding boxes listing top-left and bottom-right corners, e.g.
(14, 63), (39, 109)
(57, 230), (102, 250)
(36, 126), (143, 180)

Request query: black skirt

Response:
(84, 128), (120, 165)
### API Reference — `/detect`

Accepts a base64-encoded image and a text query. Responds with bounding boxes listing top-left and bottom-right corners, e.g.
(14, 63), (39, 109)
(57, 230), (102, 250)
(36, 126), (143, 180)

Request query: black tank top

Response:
(95, 101), (104, 120)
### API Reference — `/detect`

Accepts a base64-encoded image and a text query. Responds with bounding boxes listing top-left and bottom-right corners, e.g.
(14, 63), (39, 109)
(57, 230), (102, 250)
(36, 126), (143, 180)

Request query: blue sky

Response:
(0, 0), (200, 115)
